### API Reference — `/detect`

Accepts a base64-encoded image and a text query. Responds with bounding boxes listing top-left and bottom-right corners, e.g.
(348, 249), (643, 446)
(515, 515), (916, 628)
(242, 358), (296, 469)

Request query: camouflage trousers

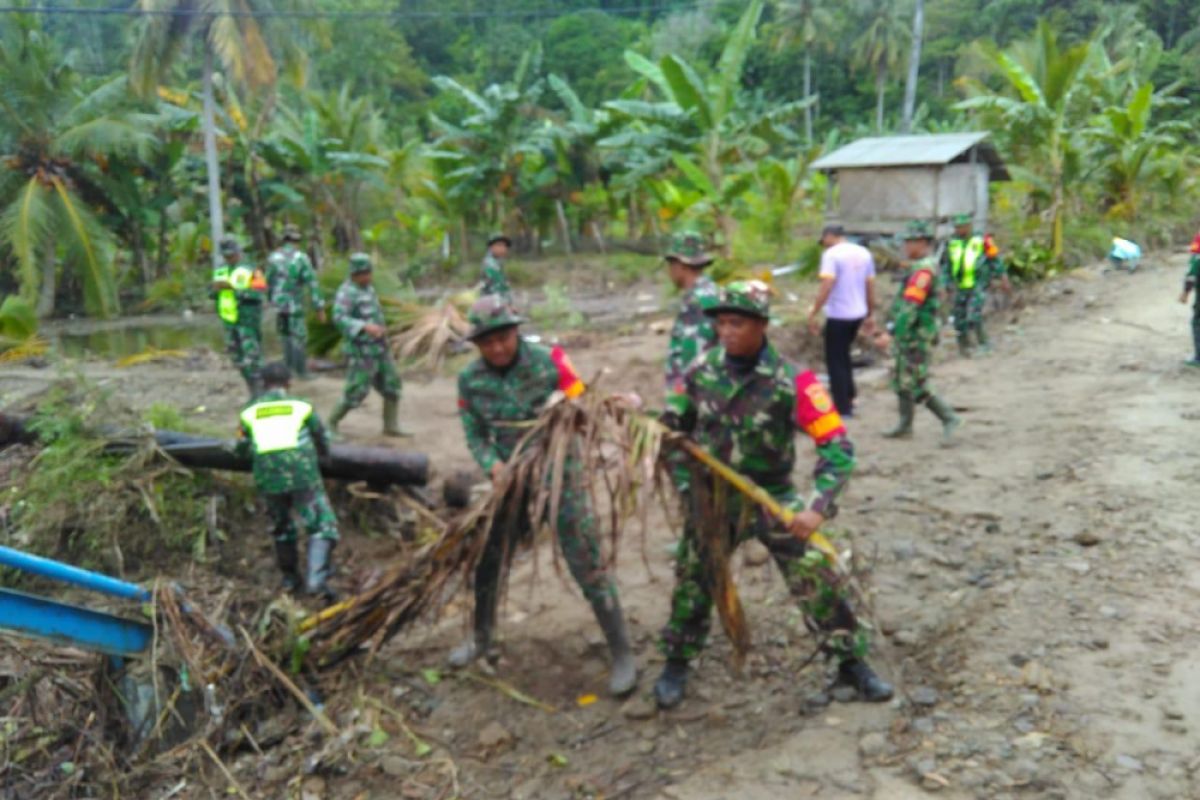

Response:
(276, 312), (309, 377)
(1191, 302), (1200, 359)
(660, 487), (869, 663)
(341, 346), (401, 408)
(953, 288), (989, 345)
(222, 321), (262, 386)
(472, 480), (615, 631)
(890, 338), (933, 403)
(264, 487), (338, 543)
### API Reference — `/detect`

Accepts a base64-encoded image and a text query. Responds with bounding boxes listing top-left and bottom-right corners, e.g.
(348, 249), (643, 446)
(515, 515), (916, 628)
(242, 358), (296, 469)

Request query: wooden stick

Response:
(198, 739), (252, 800)
(238, 627), (338, 737)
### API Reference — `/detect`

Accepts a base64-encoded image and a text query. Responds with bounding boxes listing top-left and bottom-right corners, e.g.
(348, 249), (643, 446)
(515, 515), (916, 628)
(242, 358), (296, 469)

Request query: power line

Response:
(0, 1), (705, 21)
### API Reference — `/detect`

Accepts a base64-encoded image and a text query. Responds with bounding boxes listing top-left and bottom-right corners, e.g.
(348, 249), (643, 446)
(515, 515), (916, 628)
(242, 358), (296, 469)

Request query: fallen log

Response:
(0, 413), (428, 486)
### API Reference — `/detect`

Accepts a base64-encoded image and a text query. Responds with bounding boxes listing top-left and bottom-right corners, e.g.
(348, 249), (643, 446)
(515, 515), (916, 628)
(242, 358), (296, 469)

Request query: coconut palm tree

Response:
(0, 16), (154, 317)
(851, 0), (910, 133)
(130, 0), (279, 269)
(773, 0), (834, 143)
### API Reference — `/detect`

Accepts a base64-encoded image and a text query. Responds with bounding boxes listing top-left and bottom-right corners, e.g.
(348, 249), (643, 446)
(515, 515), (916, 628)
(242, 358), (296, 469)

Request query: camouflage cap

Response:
(219, 236), (240, 253)
(282, 223), (302, 242)
(952, 213), (973, 226)
(902, 220), (934, 241)
(705, 279), (771, 320)
(349, 252), (373, 273)
(487, 232), (512, 247)
(466, 294), (524, 341)
(665, 231), (713, 268)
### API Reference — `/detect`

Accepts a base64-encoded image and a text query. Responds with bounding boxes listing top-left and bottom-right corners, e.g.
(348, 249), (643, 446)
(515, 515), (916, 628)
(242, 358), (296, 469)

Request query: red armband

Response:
(1191, 233), (1200, 255)
(902, 269), (933, 304)
(550, 346), (585, 399)
(794, 371), (846, 444)
(983, 234), (1000, 259)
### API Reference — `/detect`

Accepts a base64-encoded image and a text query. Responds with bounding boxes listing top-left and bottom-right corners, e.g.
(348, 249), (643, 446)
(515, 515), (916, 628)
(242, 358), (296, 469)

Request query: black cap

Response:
(261, 361), (291, 388)
(821, 224), (845, 238)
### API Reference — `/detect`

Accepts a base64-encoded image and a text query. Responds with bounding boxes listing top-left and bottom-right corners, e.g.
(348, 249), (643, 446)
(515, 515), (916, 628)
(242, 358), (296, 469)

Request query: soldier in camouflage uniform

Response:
(235, 361), (339, 600)
(212, 237), (267, 398)
(327, 253), (407, 437)
(480, 233), (513, 299)
(268, 224), (326, 380)
(653, 280), (892, 709)
(876, 221), (961, 443)
(450, 294), (638, 696)
(1181, 232), (1200, 367)
(941, 213), (1009, 356)
(664, 230), (720, 391)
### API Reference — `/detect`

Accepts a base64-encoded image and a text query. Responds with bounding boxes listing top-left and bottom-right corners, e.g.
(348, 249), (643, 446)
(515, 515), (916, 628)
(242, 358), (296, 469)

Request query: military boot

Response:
(653, 659), (690, 710)
(289, 339), (311, 380)
(882, 394), (914, 439)
(589, 595), (638, 697)
(925, 395), (962, 445)
(382, 394), (412, 438)
(305, 538), (338, 603)
(327, 400), (351, 436)
(975, 324), (992, 354)
(957, 335), (971, 358)
(448, 582), (498, 667)
(835, 659), (894, 703)
(274, 539), (301, 593)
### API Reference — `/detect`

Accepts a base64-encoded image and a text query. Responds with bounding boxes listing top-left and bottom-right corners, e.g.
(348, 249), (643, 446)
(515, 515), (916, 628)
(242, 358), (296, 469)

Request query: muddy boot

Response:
(589, 595), (638, 697)
(449, 583), (498, 667)
(882, 394), (914, 439)
(382, 394), (412, 438)
(305, 538), (338, 603)
(327, 400), (351, 437)
(976, 324), (991, 353)
(925, 394), (961, 445)
(274, 539), (301, 593)
(957, 335), (971, 358)
(654, 659), (690, 710)
(836, 659), (894, 703)
(289, 339), (311, 380)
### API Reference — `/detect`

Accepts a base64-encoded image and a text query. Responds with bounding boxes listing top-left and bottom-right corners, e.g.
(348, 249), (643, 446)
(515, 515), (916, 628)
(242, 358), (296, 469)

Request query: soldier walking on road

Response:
(235, 361), (339, 600)
(1179, 232), (1200, 367)
(327, 253), (408, 437)
(268, 224), (325, 380)
(877, 222), (961, 443)
(653, 280), (893, 710)
(481, 233), (513, 300)
(212, 237), (267, 398)
(450, 295), (638, 697)
(663, 230), (720, 392)
(941, 213), (1009, 356)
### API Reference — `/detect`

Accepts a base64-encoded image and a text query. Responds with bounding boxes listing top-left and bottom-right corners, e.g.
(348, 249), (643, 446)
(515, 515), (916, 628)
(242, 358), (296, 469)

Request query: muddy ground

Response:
(2, 254), (1199, 799)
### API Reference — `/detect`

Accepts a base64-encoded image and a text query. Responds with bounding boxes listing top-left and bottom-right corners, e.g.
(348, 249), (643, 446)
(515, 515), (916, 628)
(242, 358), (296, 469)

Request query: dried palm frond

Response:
(115, 347), (189, 368)
(388, 301), (471, 371)
(0, 335), (48, 363)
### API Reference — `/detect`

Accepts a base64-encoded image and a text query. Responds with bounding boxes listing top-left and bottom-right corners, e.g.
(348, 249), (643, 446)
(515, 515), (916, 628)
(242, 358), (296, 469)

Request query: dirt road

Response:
(4, 254), (1199, 799)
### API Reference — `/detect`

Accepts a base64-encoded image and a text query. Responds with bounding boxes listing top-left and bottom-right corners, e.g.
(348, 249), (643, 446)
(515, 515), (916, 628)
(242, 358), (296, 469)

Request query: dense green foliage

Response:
(1, 0), (1199, 315)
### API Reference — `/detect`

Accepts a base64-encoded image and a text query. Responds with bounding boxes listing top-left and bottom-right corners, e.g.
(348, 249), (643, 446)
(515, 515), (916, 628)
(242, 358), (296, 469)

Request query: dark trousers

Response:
(824, 317), (864, 415)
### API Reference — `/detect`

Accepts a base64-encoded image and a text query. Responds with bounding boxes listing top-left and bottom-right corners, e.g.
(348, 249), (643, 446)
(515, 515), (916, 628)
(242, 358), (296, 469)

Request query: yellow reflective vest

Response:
(947, 236), (985, 290)
(239, 398), (314, 453)
(213, 264), (265, 324)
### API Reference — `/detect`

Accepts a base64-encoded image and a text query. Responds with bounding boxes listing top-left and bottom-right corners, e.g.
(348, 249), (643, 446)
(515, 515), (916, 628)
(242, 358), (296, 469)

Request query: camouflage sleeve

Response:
(299, 253), (323, 306)
(307, 409), (331, 457)
(233, 419), (253, 460)
(458, 375), (499, 472)
(332, 285), (365, 339)
(808, 436), (855, 518)
(660, 374), (697, 433)
(892, 300), (917, 341)
(1187, 256), (1200, 289)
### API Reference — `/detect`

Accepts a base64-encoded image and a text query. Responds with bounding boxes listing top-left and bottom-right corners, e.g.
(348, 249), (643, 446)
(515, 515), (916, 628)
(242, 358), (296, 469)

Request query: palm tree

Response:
(899, 0), (924, 133)
(956, 21), (1101, 258)
(851, 0), (910, 133)
(130, 0), (278, 270)
(0, 16), (154, 317)
(773, 0), (834, 143)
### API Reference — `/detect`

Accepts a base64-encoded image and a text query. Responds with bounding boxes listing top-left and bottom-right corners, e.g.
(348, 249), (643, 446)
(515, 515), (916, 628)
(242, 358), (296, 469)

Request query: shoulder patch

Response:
(794, 370), (847, 444)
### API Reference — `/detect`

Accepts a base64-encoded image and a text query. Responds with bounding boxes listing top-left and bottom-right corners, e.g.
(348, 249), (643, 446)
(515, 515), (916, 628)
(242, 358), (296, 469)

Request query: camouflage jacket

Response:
(664, 341), (854, 517)
(665, 274), (720, 389)
(333, 279), (387, 356)
(891, 256), (940, 346)
(458, 341), (584, 472)
(268, 245), (322, 314)
(481, 252), (511, 298)
(1186, 255), (1200, 291)
(234, 388), (330, 493)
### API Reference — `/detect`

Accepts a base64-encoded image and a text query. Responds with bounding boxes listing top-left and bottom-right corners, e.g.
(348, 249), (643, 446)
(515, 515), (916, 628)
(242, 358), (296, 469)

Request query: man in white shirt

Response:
(807, 225), (877, 416)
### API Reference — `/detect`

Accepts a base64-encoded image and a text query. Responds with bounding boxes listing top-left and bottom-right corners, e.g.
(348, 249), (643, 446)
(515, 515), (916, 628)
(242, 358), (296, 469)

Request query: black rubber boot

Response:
(836, 659), (894, 703)
(305, 538), (338, 602)
(654, 658), (690, 710)
(925, 394), (962, 445)
(448, 581), (498, 667)
(590, 595), (638, 697)
(327, 400), (351, 436)
(274, 539), (301, 593)
(882, 394), (914, 439)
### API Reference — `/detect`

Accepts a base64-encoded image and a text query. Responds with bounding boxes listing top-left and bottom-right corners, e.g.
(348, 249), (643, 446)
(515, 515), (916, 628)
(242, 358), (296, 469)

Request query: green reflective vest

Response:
(239, 399), (313, 453)
(948, 236), (985, 290)
(212, 265), (262, 324)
